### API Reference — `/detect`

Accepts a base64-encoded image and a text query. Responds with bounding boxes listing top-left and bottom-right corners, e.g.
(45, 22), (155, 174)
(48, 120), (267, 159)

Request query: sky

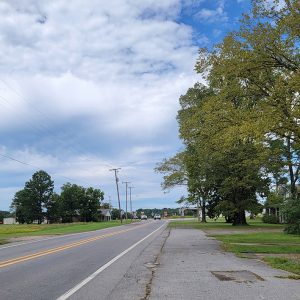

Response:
(0, 0), (251, 211)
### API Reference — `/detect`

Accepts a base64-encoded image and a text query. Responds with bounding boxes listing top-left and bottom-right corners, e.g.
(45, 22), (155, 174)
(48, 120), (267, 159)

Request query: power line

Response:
(0, 78), (113, 170)
(0, 88), (114, 188)
(0, 153), (33, 167)
(0, 152), (90, 185)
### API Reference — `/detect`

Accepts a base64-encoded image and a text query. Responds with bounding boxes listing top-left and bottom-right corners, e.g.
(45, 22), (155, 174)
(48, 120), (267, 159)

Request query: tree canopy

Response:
(157, 0), (300, 230)
(11, 171), (104, 224)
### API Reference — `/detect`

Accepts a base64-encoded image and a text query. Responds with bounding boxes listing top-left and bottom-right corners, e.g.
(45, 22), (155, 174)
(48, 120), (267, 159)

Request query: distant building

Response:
(163, 208), (168, 218)
(98, 209), (111, 221)
(178, 207), (199, 217)
(3, 217), (18, 225)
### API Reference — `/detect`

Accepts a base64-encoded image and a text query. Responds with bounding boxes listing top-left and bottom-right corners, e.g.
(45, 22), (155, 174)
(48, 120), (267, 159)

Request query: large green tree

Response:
(11, 170), (54, 224)
(59, 183), (104, 222)
(195, 0), (300, 229)
(157, 1), (300, 225)
(79, 187), (104, 222)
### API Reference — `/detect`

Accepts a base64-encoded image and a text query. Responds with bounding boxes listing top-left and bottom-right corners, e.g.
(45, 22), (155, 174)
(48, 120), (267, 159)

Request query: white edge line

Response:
(56, 222), (167, 300)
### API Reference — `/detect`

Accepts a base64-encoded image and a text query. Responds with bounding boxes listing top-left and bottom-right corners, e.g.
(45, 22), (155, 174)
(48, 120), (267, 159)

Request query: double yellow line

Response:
(0, 222), (150, 269)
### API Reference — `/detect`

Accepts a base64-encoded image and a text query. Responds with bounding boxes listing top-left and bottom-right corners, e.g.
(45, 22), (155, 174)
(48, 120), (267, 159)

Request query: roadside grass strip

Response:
(214, 232), (300, 254)
(0, 220), (135, 245)
(212, 232), (300, 277)
(170, 219), (300, 277)
(263, 257), (300, 278)
(213, 232), (300, 244)
(0, 222), (150, 269)
(168, 218), (284, 230)
(222, 243), (300, 254)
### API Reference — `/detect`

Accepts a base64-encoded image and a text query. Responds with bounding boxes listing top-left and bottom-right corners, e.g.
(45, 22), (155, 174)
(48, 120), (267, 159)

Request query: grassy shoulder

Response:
(263, 257), (300, 278)
(0, 220), (135, 245)
(168, 217), (284, 230)
(169, 218), (300, 277)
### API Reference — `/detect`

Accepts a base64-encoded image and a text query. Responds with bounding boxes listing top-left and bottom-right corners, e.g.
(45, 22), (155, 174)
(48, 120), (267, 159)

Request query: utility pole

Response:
(109, 168), (122, 223)
(108, 195), (112, 209)
(122, 181), (130, 219)
(129, 186), (134, 222)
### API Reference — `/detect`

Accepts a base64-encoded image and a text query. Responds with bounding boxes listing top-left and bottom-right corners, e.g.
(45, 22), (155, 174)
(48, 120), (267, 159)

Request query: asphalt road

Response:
(0, 220), (167, 300)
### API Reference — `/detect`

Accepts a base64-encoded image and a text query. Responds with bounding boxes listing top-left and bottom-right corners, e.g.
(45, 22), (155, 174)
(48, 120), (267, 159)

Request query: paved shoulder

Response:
(148, 228), (300, 300)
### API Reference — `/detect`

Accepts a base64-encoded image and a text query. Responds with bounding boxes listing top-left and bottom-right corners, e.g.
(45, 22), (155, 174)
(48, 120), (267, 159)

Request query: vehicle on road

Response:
(141, 215), (148, 220)
(154, 214), (161, 220)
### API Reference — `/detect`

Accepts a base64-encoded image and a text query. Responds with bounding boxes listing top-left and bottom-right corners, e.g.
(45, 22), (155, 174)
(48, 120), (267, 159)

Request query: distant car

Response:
(141, 215), (148, 220)
(154, 214), (161, 220)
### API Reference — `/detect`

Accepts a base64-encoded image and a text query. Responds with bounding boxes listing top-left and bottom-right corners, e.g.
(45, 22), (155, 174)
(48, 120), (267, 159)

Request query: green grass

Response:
(222, 243), (300, 254)
(170, 218), (300, 276)
(214, 232), (300, 244)
(264, 257), (300, 277)
(169, 218), (284, 230)
(165, 215), (195, 219)
(214, 232), (300, 254)
(0, 220), (135, 245)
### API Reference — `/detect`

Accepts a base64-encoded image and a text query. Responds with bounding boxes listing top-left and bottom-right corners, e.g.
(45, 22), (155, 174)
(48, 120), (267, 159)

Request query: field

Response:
(170, 218), (300, 278)
(0, 220), (134, 245)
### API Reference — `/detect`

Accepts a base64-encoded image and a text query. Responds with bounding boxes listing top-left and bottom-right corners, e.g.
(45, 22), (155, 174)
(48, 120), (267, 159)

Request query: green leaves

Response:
(11, 172), (104, 224)
(12, 170), (54, 224)
(157, 0), (300, 226)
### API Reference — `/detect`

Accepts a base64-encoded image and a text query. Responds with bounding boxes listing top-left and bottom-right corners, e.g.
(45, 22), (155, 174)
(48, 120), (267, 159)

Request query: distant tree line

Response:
(0, 210), (11, 223)
(135, 208), (178, 218)
(156, 0), (300, 233)
(10, 170), (104, 224)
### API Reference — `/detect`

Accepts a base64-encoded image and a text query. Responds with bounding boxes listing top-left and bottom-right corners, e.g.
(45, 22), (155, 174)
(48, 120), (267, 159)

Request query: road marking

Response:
(0, 222), (143, 250)
(57, 222), (167, 300)
(0, 222), (154, 269)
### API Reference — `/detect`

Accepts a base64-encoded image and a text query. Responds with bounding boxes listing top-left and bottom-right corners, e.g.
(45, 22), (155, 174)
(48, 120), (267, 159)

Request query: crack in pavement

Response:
(141, 228), (171, 300)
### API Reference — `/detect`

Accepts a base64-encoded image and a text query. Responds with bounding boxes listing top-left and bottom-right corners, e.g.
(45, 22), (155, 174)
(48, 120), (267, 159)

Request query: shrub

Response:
(284, 198), (300, 234)
(262, 214), (279, 224)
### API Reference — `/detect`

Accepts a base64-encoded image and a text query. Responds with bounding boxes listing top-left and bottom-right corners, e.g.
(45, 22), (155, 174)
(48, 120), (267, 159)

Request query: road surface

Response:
(0, 220), (167, 300)
(2, 221), (299, 300)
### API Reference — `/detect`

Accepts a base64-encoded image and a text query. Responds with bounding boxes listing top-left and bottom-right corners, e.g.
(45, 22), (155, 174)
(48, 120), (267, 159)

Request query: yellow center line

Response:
(0, 222), (152, 269)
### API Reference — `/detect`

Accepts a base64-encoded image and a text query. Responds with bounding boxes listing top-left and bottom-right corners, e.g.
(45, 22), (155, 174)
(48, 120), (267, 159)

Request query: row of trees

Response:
(157, 0), (300, 233)
(11, 170), (104, 224)
(0, 210), (11, 222)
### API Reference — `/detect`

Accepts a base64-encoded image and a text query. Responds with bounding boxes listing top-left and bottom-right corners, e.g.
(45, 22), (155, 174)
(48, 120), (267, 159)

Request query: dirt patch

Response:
(211, 270), (264, 283)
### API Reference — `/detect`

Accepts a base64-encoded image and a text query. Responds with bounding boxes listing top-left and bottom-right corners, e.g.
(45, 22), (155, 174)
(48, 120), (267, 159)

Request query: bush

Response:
(285, 221), (300, 234)
(262, 214), (279, 224)
(284, 198), (300, 234)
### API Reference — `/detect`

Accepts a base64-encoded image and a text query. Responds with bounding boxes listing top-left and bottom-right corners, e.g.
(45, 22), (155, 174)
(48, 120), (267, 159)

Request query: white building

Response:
(3, 217), (18, 225)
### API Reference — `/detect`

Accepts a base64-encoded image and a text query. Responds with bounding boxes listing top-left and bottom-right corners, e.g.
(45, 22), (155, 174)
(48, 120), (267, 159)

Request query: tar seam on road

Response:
(56, 222), (167, 300)
(0, 222), (154, 269)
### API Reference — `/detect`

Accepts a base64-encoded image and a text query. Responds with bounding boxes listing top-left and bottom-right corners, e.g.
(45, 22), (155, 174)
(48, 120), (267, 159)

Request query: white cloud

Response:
(196, 0), (228, 23)
(0, 0), (204, 210)
(0, 0), (199, 137)
(0, 144), (180, 210)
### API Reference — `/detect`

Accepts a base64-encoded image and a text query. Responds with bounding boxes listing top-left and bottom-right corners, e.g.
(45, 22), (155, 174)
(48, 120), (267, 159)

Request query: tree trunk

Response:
(287, 136), (298, 199)
(197, 200), (201, 222)
(201, 200), (207, 223)
(232, 209), (247, 226)
(225, 216), (233, 223)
